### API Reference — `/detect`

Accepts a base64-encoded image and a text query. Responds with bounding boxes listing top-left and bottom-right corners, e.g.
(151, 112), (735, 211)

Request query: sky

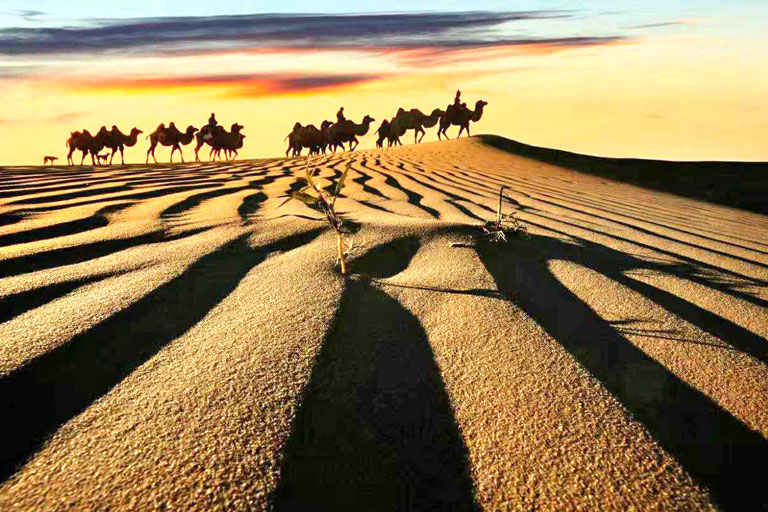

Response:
(0, 1), (766, 164)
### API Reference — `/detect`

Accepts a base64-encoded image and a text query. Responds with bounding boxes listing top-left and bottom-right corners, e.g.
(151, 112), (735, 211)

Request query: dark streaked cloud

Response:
(0, 11), (618, 57)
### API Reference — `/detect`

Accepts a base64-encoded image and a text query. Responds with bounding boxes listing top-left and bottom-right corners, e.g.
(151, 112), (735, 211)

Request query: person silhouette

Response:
(453, 90), (462, 107)
(336, 107), (346, 124)
(209, 113), (218, 128)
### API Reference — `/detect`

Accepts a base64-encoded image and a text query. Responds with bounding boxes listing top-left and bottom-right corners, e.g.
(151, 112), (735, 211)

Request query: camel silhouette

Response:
(146, 123), (199, 164)
(285, 122), (325, 157)
(392, 108), (444, 144)
(66, 129), (108, 166)
(102, 126), (143, 165)
(437, 100), (488, 140)
(327, 115), (375, 152)
(376, 118), (405, 148)
(194, 123), (245, 162)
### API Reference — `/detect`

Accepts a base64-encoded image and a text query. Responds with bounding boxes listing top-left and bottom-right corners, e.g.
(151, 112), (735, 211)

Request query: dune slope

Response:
(0, 137), (766, 510)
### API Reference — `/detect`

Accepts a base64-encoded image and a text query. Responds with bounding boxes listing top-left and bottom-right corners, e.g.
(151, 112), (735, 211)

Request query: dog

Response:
(43, 156), (58, 166)
(96, 153), (110, 165)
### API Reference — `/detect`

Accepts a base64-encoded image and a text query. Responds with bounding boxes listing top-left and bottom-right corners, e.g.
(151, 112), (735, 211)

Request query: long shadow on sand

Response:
(475, 234), (768, 510)
(0, 227), (209, 279)
(0, 203), (134, 249)
(273, 237), (476, 511)
(0, 228), (323, 481)
(0, 273), (119, 325)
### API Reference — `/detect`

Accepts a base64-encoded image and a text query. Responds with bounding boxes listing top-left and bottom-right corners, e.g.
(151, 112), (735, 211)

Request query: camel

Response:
(437, 99), (488, 140)
(146, 123), (198, 164)
(376, 120), (390, 148)
(214, 128), (246, 161)
(195, 123), (245, 162)
(285, 122), (304, 157)
(392, 108), (444, 144)
(43, 156), (58, 165)
(66, 129), (107, 166)
(320, 120), (345, 154)
(102, 126), (143, 165)
(285, 120), (340, 157)
(326, 114), (375, 152)
(376, 118), (405, 148)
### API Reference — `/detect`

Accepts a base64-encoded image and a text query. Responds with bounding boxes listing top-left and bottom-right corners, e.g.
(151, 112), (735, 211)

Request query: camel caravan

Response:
(287, 90), (487, 157)
(60, 91), (487, 165)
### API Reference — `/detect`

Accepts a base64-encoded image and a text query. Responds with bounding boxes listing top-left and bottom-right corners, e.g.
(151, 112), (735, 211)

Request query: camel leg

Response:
(109, 148), (116, 165)
(466, 124), (471, 138)
(178, 145), (185, 163)
(120, 146), (125, 165)
(194, 142), (202, 163)
(80, 151), (86, 165)
(169, 146), (175, 163)
(417, 127), (425, 143)
(456, 126), (465, 139)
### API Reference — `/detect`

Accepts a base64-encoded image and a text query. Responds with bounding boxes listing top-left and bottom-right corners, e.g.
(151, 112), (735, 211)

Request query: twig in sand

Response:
(279, 156), (354, 274)
(479, 185), (528, 243)
(450, 185), (528, 247)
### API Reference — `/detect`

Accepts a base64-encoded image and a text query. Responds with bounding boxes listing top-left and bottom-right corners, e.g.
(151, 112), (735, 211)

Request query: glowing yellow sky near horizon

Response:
(1, 30), (767, 165)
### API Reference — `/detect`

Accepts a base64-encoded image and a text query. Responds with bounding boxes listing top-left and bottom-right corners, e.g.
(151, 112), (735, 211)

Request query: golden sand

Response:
(0, 137), (766, 510)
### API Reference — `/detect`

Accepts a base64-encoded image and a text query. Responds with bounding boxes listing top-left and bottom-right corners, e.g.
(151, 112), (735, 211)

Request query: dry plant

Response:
(282, 157), (354, 274)
(479, 185), (528, 242)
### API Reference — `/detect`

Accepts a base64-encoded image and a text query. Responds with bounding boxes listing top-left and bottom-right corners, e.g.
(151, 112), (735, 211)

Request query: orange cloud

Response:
(55, 73), (383, 98)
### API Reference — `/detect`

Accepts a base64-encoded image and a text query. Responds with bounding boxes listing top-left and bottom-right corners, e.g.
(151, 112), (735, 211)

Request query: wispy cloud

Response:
(626, 20), (691, 30)
(0, 11), (616, 57)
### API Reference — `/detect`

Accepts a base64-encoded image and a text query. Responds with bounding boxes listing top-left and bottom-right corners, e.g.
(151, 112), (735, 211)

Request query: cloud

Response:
(627, 21), (689, 30)
(0, 11), (599, 56)
(60, 73), (381, 97)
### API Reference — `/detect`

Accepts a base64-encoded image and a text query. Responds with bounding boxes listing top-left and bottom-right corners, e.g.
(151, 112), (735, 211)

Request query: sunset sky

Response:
(0, 1), (766, 164)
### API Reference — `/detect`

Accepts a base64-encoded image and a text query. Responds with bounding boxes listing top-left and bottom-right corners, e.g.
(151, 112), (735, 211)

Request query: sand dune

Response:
(0, 137), (766, 510)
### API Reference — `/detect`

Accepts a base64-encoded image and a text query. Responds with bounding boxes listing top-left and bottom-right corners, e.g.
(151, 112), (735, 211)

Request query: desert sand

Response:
(0, 136), (766, 510)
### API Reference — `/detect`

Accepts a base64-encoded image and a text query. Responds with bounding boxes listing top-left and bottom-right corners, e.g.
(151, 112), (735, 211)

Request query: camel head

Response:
(231, 123), (244, 133)
(476, 100), (488, 110)
(185, 125), (199, 136)
(130, 127), (143, 136)
(321, 120), (333, 129)
(362, 115), (375, 124)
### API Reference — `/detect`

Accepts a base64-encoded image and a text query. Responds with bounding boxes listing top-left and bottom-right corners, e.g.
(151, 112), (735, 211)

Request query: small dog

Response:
(43, 156), (58, 166)
(96, 153), (110, 165)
